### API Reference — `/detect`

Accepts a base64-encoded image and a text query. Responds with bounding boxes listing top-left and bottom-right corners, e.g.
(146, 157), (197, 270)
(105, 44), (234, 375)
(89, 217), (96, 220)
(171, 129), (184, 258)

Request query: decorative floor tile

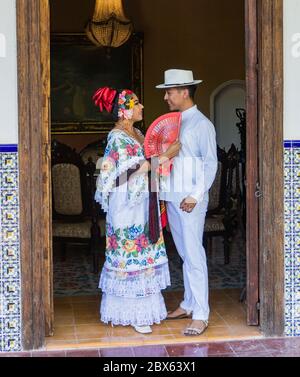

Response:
(0, 172), (18, 190)
(294, 204), (300, 217)
(295, 252), (300, 267)
(284, 152), (292, 167)
(284, 201), (293, 219)
(0, 141), (299, 352)
(292, 234), (300, 247)
(1, 299), (20, 317)
(1, 190), (18, 207)
(1, 280), (21, 299)
(284, 167), (293, 179)
(2, 244), (19, 262)
(2, 336), (22, 353)
(284, 142), (300, 336)
(3, 263), (20, 280)
(294, 217), (300, 234)
(0, 147), (21, 352)
(0, 152), (18, 166)
(1, 208), (19, 226)
(295, 150), (300, 165)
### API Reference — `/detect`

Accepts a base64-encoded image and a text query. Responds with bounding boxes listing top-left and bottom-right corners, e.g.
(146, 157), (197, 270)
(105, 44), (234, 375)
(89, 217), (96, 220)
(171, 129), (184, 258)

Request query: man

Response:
(156, 69), (218, 336)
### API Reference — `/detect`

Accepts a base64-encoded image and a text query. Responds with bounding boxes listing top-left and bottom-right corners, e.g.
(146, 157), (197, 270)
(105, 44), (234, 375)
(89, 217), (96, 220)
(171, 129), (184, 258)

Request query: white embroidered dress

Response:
(95, 129), (170, 326)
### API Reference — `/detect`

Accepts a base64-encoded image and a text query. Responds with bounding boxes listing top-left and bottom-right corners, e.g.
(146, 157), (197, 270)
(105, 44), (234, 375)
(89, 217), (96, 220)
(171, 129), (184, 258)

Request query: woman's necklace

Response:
(114, 123), (143, 145)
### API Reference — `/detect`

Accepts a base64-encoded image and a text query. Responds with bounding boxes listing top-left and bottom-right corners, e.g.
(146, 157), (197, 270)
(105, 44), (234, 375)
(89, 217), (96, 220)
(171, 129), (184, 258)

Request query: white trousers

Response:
(166, 200), (209, 321)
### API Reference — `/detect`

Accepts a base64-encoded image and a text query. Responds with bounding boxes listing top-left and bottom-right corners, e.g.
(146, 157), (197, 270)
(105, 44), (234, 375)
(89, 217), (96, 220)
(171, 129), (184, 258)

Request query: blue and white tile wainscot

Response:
(284, 141), (300, 337)
(0, 144), (22, 352)
(0, 140), (299, 351)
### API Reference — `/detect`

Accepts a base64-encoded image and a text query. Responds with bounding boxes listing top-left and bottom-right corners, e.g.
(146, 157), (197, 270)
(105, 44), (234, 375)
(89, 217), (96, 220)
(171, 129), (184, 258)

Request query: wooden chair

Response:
(51, 140), (102, 272)
(203, 146), (231, 263)
(204, 144), (243, 264)
(225, 143), (245, 240)
(235, 108), (247, 236)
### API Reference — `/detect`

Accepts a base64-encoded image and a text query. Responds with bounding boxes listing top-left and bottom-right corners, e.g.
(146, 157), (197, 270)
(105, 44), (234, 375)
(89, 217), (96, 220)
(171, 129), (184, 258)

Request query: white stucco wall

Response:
(210, 80), (246, 151)
(0, 0), (18, 144)
(284, 0), (300, 141)
(0, 0), (298, 144)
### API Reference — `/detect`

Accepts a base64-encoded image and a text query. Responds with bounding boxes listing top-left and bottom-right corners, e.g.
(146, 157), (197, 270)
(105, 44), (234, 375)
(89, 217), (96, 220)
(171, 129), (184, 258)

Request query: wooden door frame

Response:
(17, 0), (52, 350)
(245, 0), (284, 334)
(17, 0), (284, 350)
(257, 0), (284, 336)
(245, 0), (260, 326)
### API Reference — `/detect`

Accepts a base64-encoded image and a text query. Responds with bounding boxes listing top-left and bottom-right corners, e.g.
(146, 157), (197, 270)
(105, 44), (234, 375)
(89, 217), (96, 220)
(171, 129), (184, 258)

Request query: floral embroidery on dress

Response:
(127, 172), (148, 207)
(105, 221), (166, 270)
(95, 131), (147, 212)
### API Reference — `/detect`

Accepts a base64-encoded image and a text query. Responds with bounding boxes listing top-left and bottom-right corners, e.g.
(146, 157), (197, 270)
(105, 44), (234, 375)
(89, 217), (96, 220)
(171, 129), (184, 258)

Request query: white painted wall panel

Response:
(284, 0), (300, 140)
(0, 0), (18, 144)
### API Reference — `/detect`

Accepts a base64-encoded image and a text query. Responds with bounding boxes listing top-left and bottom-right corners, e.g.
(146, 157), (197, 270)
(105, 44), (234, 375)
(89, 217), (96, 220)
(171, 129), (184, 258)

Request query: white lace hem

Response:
(99, 262), (171, 298)
(100, 292), (167, 326)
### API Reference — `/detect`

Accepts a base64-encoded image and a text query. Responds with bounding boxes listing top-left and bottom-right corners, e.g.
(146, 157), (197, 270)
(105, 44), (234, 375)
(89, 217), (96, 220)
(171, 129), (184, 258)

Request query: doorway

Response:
(17, 0), (284, 350)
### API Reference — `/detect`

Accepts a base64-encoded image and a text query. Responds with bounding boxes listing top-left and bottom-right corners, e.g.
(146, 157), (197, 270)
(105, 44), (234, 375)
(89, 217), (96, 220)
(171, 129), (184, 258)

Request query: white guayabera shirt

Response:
(159, 105), (218, 205)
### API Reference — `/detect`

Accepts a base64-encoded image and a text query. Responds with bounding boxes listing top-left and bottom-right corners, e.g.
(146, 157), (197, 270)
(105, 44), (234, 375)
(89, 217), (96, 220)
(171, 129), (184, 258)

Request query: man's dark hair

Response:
(178, 85), (197, 100)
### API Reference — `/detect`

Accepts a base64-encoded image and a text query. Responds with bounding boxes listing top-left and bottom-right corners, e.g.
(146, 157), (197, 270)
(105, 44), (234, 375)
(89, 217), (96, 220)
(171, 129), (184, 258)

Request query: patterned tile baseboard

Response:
(284, 140), (300, 337)
(0, 144), (22, 352)
(0, 140), (298, 351)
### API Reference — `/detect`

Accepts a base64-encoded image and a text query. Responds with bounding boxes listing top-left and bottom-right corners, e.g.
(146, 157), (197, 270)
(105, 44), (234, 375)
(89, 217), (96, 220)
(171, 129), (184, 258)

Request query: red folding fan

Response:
(144, 112), (182, 160)
(144, 112), (181, 229)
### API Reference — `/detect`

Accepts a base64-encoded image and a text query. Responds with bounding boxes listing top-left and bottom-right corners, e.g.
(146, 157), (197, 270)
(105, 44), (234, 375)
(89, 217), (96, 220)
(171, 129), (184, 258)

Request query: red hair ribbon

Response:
(93, 87), (117, 113)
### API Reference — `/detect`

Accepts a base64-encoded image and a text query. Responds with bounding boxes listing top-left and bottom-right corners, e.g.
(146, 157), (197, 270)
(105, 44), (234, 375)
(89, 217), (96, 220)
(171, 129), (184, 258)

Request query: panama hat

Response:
(156, 69), (203, 89)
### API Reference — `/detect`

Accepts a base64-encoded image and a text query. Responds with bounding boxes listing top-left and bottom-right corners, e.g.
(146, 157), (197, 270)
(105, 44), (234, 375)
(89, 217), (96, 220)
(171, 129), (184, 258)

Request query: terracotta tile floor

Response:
(44, 288), (262, 350)
(3, 289), (300, 357)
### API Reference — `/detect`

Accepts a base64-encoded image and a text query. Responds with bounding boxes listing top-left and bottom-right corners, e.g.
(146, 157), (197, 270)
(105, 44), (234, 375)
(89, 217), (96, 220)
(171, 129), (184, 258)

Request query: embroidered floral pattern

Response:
(95, 131), (146, 212)
(127, 172), (148, 207)
(105, 221), (166, 270)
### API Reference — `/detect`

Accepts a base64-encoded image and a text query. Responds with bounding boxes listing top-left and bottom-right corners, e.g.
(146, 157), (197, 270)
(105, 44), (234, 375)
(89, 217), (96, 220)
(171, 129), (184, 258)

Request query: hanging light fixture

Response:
(85, 0), (133, 48)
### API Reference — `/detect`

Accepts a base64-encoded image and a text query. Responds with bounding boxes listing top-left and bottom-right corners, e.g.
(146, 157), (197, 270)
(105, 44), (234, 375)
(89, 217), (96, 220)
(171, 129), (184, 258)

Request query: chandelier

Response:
(85, 0), (133, 48)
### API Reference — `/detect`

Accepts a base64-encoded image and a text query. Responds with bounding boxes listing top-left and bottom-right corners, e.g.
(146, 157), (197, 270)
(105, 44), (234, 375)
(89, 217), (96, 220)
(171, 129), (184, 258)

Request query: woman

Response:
(94, 87), (180, 334)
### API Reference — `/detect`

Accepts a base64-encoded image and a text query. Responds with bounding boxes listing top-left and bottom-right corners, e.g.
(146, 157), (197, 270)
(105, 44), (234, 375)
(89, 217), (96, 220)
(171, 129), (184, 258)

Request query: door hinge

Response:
(256, 301), (260, 311)
(255, 182), (262, 198)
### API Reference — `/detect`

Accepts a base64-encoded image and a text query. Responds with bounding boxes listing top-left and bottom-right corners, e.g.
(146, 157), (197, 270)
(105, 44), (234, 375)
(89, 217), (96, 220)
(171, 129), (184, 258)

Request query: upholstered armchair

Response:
(79, 139), (107, 165)
(51, 140), (103, 272)
(79, 139), (107, 272)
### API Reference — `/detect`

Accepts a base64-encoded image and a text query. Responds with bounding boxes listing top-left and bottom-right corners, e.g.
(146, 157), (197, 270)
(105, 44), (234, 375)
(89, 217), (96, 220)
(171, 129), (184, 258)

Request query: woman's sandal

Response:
(133, 325), (152, 334)
(183, 320), (209, 336)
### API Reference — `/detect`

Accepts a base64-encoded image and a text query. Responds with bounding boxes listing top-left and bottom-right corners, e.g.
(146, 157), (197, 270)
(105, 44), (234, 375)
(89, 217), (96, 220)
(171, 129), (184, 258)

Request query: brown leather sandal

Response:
(166, 309), (192, 320)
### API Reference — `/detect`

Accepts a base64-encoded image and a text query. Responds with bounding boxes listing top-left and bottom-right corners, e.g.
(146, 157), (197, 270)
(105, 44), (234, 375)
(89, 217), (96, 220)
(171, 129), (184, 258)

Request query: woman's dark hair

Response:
(112, 91), (119, 121)
(111, 88), (135, 120)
